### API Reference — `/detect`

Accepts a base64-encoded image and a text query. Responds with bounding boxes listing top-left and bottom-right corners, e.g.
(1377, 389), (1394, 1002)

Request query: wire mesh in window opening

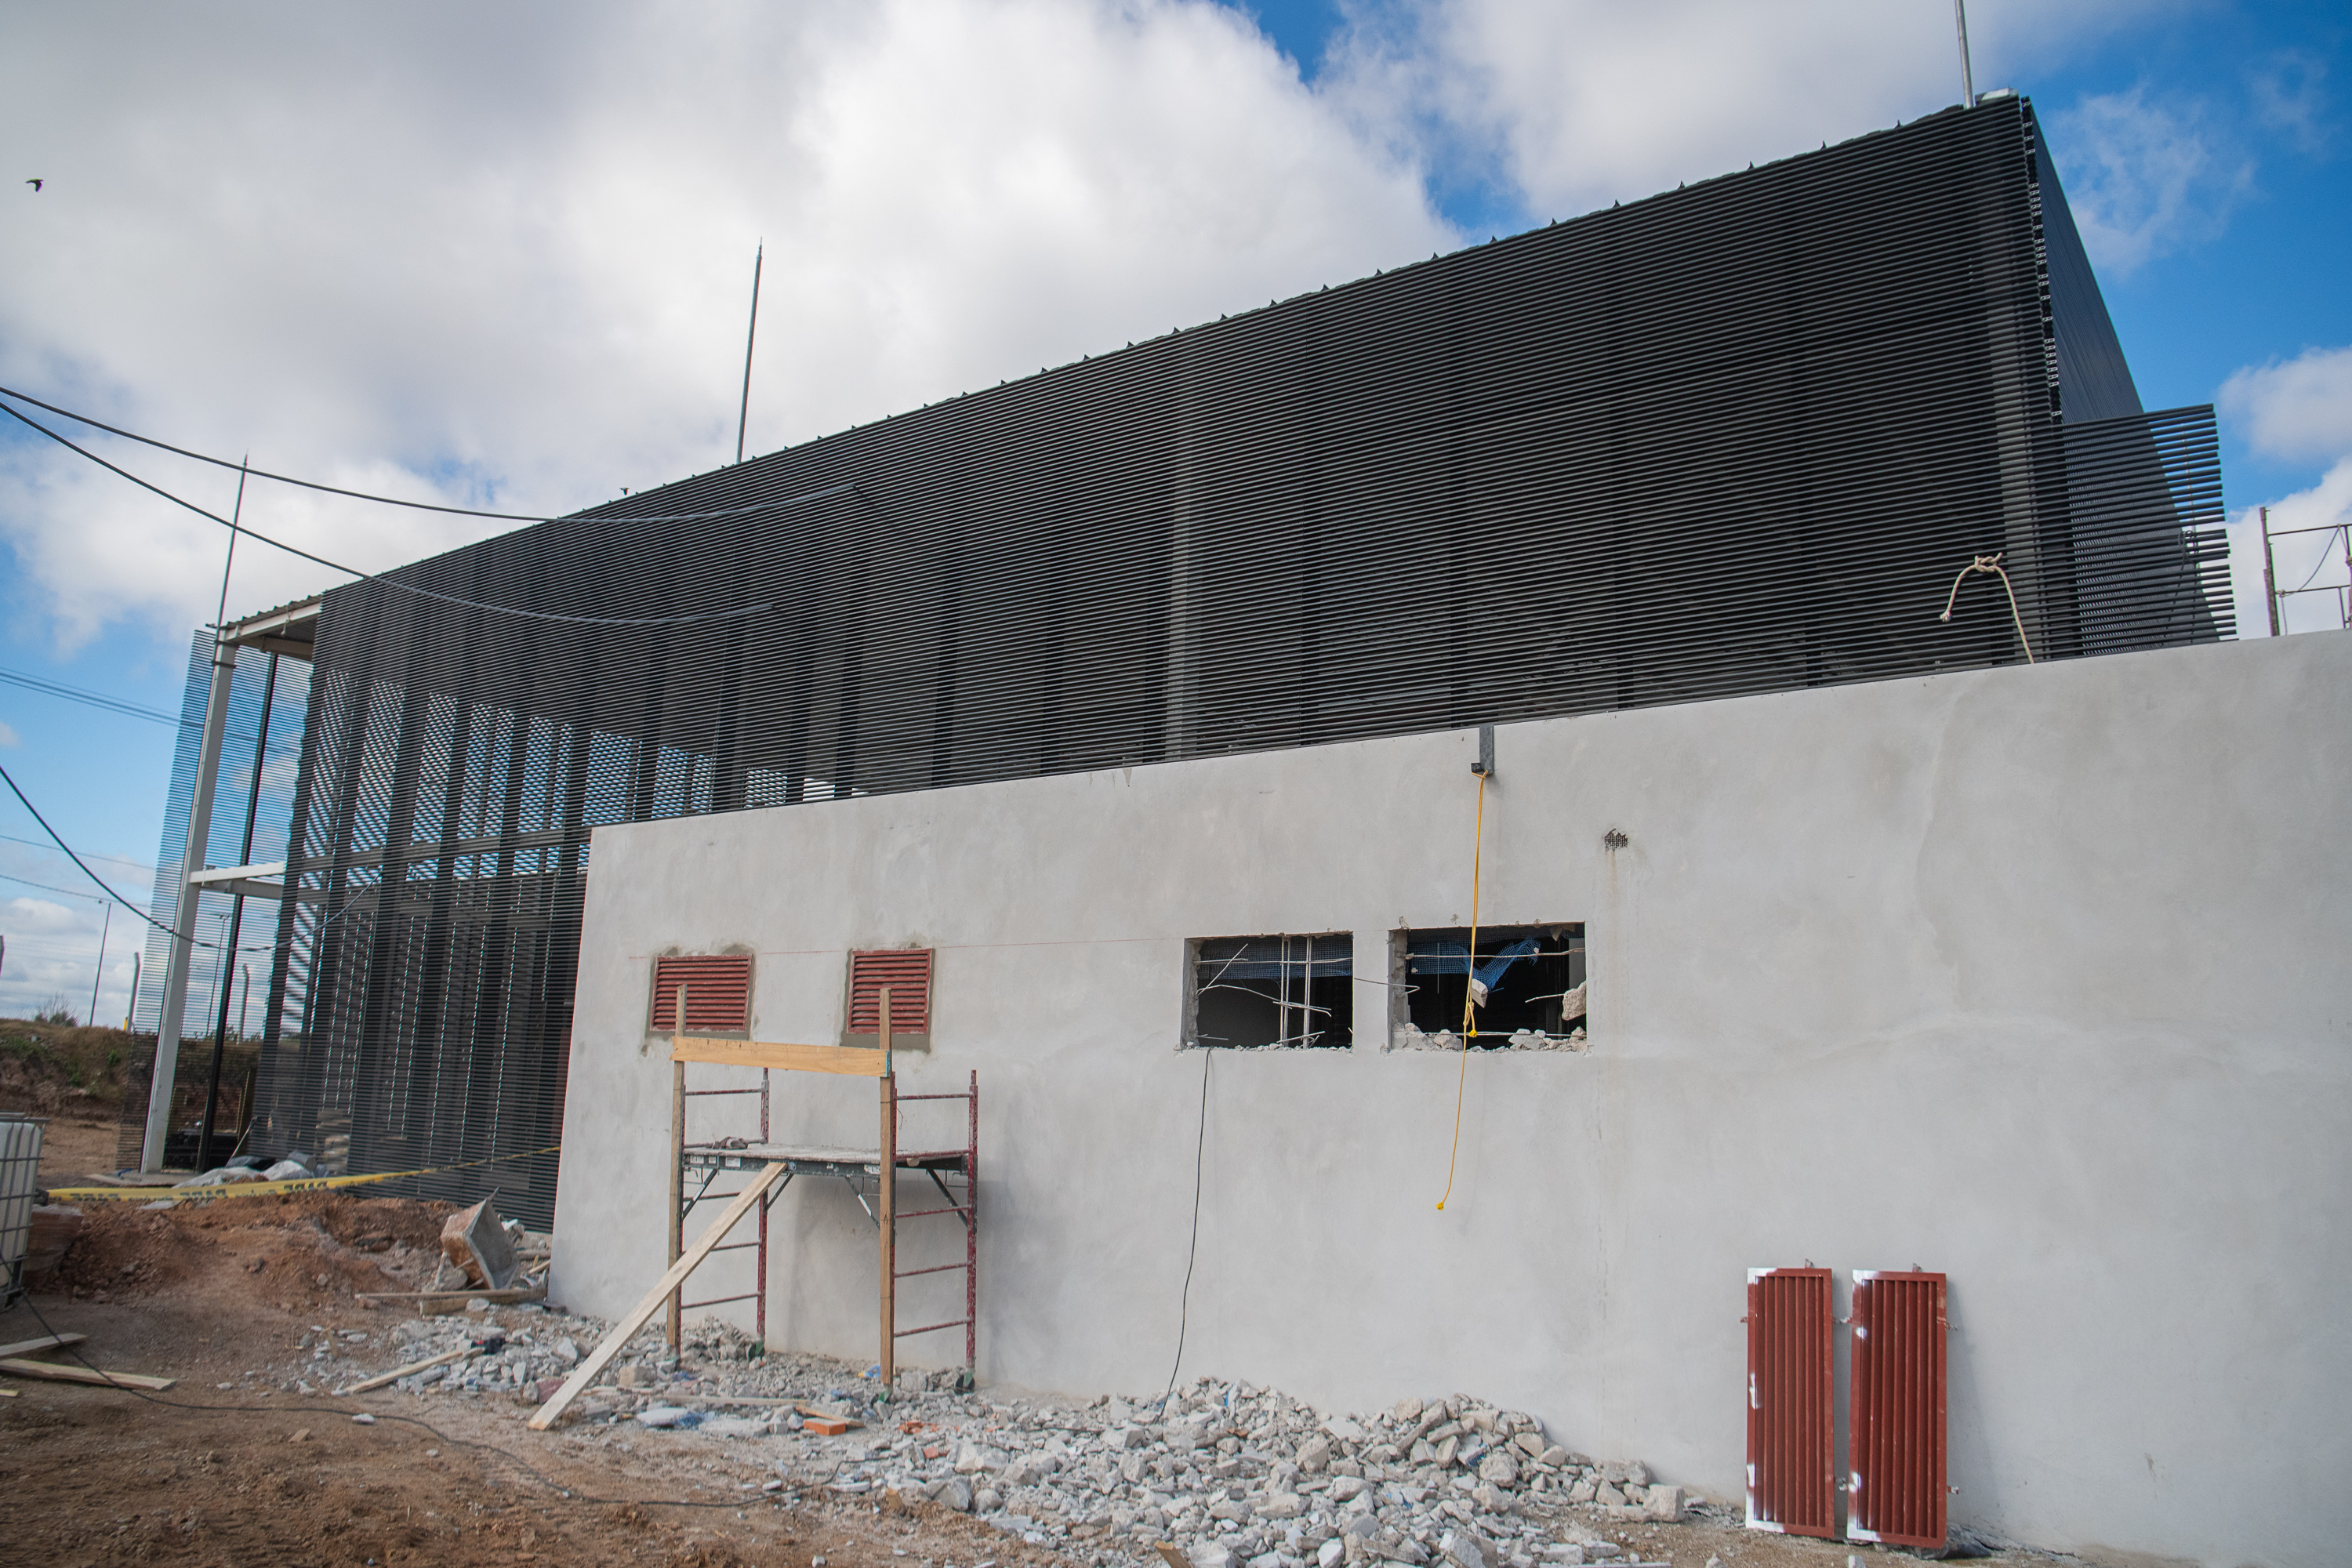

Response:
(1395, 924), (1585, 1049)
(1188, 934), (1352, 1049)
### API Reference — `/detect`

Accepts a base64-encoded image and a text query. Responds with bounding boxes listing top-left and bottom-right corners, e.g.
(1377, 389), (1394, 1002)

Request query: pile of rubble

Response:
(345, 1308), (1709, 1567)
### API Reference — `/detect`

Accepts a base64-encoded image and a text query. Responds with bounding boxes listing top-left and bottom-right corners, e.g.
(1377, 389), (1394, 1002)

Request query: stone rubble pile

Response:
(349, 1313), (1711, 1567)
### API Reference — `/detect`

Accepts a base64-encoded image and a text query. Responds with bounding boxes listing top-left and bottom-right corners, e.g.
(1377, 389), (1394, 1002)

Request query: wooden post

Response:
(2260, 506), (2281, 637)
(668, 982), (687, 1350)
(878, 985), (896, 1389)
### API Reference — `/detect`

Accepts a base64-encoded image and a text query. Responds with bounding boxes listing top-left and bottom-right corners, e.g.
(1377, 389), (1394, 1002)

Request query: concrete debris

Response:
(1393, 1025), (1588, 1054)
(440, 1199), (520, 1290)
(348, 1302), (1709, 1568)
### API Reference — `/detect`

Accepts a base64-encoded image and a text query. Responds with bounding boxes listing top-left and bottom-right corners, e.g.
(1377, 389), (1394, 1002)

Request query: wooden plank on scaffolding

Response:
(528, 1160), (791, 1431)
(670, 1035), (884, 1076)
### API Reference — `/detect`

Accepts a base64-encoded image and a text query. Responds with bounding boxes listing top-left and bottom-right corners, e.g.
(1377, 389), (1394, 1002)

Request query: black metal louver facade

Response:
(247, 96), (2230, 1225)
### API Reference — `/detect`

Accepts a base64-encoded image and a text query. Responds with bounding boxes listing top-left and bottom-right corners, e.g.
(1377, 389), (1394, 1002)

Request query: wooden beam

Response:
(0, 1358), (175, 1390)
(351, 1287), (544, 1305)
(878, 988), (896, 1387)
(340, 1343), (477, 1394)
(670, 1035), (884, 1076)
(0, 1333), (88, 1359)
(528, 1160), (790, 1431)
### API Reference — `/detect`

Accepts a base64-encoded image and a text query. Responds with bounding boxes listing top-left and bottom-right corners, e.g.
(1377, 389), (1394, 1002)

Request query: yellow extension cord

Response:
(1436, 768), (1487, 1211)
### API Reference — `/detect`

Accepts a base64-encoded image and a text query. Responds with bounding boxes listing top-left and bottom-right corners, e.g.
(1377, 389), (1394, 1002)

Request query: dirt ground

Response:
(4, 1196), (2043, 1568)
(36, 1108), (123, 1187)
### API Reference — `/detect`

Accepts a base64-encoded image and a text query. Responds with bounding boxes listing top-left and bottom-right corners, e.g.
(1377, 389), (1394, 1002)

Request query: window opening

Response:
(1186, 933), (1352, 1049)
(1393, 923), (1585, 1050)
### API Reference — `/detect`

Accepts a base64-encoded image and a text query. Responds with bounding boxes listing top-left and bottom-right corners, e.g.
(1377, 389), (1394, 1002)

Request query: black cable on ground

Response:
(1160, 1047), (1211, 1408)
(4, 1291), (817, 1512)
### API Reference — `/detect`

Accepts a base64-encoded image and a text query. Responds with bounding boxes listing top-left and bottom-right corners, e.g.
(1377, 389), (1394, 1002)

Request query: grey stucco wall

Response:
(554, 631), (2351, 1568)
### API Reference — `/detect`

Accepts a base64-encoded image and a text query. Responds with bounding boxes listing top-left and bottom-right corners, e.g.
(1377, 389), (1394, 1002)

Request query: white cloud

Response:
(2045, 86), (2250, 274)
(0, 0), (1453, 649)
(1318, 0), (2154, 222)
(2220, 344), (2352, 465)
(0, 719), (16, 747)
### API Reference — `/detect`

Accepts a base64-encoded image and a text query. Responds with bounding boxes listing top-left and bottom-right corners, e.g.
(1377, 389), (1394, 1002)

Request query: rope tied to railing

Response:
(1937, 551), (2036, 664)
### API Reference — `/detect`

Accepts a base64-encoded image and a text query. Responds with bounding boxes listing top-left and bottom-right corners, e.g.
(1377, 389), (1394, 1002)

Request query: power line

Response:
(0, 381), (846, 528)
(0, 663), (187, 728)
(0, 757), (274, 952)
(0, 832), (154, 873)
(0, 395), (826, 627)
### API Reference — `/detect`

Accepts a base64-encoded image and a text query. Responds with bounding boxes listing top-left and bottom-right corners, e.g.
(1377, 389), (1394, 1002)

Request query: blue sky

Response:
(2, 0), (2347, 1020)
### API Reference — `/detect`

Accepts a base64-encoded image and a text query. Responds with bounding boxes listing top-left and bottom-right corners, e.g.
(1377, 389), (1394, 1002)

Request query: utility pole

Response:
(89, 902), (111, 1026)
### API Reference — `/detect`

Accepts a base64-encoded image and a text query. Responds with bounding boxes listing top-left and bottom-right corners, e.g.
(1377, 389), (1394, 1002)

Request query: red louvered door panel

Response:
(1746, 1266), (1836, 1537)
(649, 955), (753, 1033)
(1847, 1270), (1947, 1549)
(846, 949), (934, 1042)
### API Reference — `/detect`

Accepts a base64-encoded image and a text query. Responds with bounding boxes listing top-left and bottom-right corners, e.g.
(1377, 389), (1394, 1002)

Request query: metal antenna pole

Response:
(736, 242), (764, 466)
(2259, 506), (2281, 636)
(1955, 0), (1975, 104)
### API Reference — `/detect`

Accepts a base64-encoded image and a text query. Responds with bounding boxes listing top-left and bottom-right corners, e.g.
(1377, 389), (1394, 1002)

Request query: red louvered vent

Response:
(1848, 1271), (1947, 1549)
(648, 954), (753, 1034)
(1746, 1266), (1836, 1538)
(844, 949), (934, 1044)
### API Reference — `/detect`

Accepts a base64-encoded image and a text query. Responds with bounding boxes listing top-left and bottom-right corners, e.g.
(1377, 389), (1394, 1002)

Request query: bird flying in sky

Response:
(24, 179), (42, 192)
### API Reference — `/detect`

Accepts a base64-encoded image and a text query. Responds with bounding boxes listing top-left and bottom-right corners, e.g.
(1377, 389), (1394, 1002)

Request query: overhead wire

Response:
(0, 396), (829, 628)
(0, 381), (839, 529)
(0, 757), (293, 954)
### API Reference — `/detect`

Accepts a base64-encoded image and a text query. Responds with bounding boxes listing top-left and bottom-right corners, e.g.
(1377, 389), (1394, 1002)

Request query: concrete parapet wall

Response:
(556, 632), (2351, 1567)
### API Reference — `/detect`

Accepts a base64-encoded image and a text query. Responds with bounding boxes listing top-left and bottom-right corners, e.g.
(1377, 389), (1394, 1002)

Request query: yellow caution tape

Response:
(45, 1145), (561, 1204)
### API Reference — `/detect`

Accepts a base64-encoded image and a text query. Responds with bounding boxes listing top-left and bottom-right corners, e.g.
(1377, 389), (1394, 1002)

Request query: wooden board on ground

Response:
(353, 1287), (545, 1305)
(528, 1160), (790, 1431)
(670, 1035), (885, 1077)
(342, 1344), (477, 1395)
(0, 1357), (175, 1390)
(0, 1333), (88, 1359)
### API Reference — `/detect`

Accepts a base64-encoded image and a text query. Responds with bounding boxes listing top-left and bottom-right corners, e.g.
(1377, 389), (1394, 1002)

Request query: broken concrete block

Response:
(1511, 1432), (1546, 1460)
(1644, 1485), (1683, 1522)
(1599, 1461), (1647, 1487)
(927, 1478), (975, 1512)
(1299, 1436), (1333, 1472)
(1190, 1548), (1234, 1568)
(1537, 1446), (1569, 1469)
(1259, 1494), (1305, 1519)
(1441, 1533), (1486, 1568)
(1328, 1475), (1368, 1502)
(1477, 1452), (1519, 1486)
(1471, 1483), (1517, 1515)
(1324, 1416), (1367, 1443)
(1318, 1539), (1346, 1568)
(1433, 1436), (1460, 1468)
(440, 1200), (519, 1290)
(1593, 1484), (1624, 1508)
(1393, 1397), (1424, 1422)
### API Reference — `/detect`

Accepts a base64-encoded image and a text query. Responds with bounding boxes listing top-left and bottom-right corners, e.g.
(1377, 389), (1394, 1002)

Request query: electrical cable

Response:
(0, 664), (187, 728)
(0, 832), (154, 873)
(0, 381), (860, 530)
(4, 1294), (800, 1512)
(1161, 1044), (1211, 1407)
(0, 757), (285, 953)
(1436, 768), (1487, 1213)
(0, 397), (826, 627)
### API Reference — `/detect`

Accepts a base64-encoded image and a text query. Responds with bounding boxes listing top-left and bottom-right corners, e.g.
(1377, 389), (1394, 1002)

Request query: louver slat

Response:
(649, 955), (752, 1033)
(1848, 1270), (1947, 1549)
(848, 949), (934, 1036)
(1745, 1266), (1835, 1537)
